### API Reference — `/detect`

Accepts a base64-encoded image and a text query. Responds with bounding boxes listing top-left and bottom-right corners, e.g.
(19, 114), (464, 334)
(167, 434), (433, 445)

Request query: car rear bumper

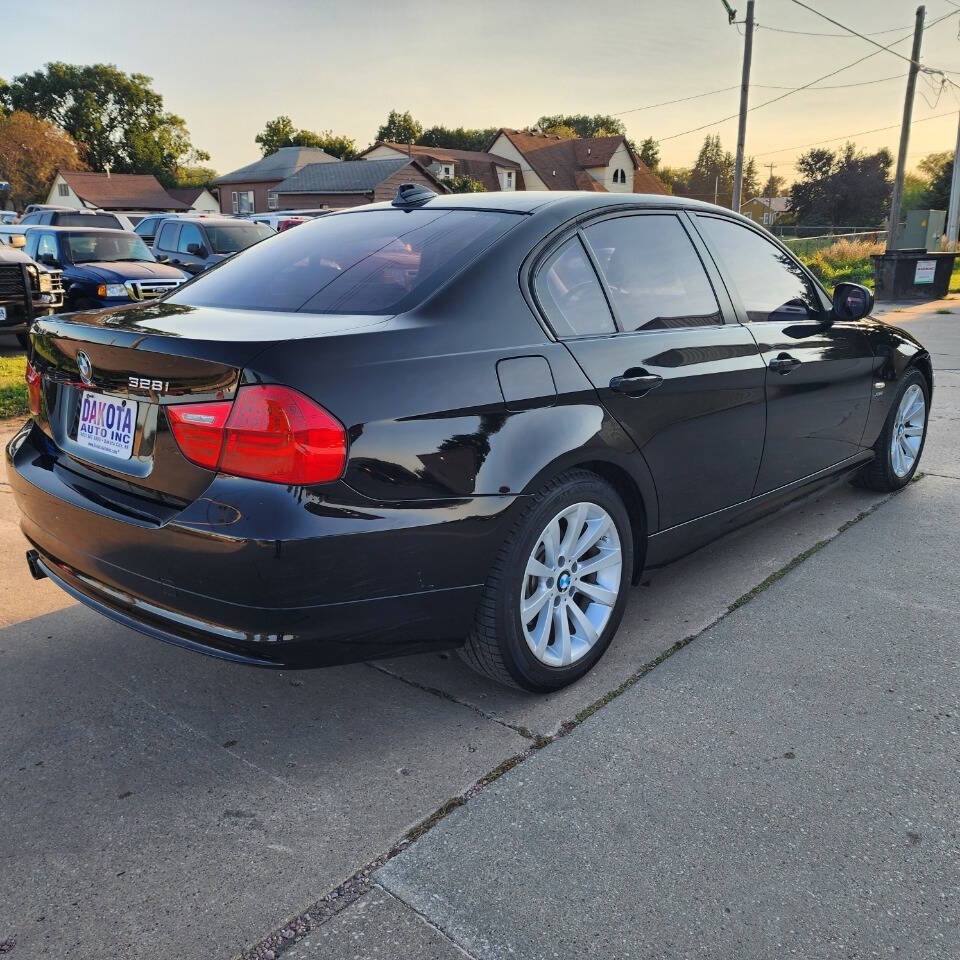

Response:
(7, 422), (518, 668)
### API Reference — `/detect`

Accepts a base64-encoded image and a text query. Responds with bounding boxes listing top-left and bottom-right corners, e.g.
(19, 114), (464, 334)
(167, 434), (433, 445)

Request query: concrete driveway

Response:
(0, 302), (957, 959)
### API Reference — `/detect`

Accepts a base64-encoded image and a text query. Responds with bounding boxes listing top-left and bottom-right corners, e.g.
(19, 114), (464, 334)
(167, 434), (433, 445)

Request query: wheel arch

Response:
(521, 452), (654, 585)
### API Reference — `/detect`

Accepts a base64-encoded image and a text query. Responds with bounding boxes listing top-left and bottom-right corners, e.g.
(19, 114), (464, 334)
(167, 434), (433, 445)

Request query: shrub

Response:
(801, 238), (884, 288)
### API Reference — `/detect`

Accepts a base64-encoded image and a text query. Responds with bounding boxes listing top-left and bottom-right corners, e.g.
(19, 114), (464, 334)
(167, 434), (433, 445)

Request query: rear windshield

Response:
(167, 208), (518, 315)
(204, 222), (274, 254)
(54, 213), (123, 229)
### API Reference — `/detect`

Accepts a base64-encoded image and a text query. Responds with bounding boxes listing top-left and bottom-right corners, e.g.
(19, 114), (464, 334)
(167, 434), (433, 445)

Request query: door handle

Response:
(609, 371), (664, 396)
(769, 353), (801, 374)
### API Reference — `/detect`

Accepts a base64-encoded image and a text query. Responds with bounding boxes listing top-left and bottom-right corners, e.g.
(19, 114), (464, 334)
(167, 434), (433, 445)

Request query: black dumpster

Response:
(871, 250), (956, 301)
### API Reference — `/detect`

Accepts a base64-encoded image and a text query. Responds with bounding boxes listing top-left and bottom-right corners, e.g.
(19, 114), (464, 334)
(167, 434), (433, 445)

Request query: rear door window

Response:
(168, 209), (519, 315)
(534, 236), (615, 337)
(583, 214), (722, 331)
(156, 221), (180, 251)
(134, 217), (157, 238)
(52, 213), (122, 229)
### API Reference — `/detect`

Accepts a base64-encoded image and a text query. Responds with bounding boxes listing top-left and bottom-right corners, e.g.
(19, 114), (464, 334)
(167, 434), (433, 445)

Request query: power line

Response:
(615, 74), (907, 119)
(786, 0), (946, 74)
(755, 22), (916, 39)
(615, 86), (738, 116)
(753, 110), (958, 160)
(655, 9), (959, 143)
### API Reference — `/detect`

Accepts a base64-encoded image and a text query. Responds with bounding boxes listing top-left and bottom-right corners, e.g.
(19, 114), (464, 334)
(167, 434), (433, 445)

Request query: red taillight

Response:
(25, 361), (42, 416)
(166, 385), (347, 485)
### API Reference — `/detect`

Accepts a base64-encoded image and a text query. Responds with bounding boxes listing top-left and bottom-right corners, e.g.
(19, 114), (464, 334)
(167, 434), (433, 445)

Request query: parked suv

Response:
(19, 208), (132, 230)
(0, 240), (64, 348)
(24, 226), (188, 310)
(134, 213), (188, 248)
(153, 216), (274, 274)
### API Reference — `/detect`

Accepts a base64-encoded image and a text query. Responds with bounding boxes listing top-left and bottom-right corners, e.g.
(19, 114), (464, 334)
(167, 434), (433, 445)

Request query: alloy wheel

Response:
(891, 383), (926, 478)
(520, 501), (623, 668)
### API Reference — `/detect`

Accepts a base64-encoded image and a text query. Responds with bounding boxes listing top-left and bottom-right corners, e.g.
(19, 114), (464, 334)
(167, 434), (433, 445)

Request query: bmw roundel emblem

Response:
(77, 351), (93, 386)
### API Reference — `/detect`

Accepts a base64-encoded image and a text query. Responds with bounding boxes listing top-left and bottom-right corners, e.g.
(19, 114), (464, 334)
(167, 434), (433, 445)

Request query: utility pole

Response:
(714, 175), (719, 205)
(764, 161), (776, 229)
(886, 5), (925, 252)
(945, 112), (960, 250)
(731, 0), (755, 212)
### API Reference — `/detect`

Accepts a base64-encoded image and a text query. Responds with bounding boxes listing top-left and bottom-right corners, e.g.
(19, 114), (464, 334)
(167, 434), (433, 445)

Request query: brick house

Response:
(213, 146), (340, 214)
(359, 142), (522, 192)
(272, 157), (449, 210)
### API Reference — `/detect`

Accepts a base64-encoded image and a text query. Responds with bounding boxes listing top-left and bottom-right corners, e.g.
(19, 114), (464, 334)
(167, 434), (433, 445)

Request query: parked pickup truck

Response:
(0, 239), (64, 348)
(22, 226), (189, 310)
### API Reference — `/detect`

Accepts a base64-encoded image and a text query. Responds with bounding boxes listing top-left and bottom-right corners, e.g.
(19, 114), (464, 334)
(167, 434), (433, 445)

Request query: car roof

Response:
(20, 225), (135, 235)
(355, 190), (748, 220)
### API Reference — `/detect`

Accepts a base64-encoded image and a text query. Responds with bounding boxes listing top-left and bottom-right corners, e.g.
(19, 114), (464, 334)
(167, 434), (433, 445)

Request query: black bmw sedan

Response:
(7, 188), (932, 691)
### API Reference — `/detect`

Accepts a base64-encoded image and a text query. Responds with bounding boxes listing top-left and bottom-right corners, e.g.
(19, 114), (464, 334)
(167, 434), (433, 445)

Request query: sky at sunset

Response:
(4, 0), (960, 182)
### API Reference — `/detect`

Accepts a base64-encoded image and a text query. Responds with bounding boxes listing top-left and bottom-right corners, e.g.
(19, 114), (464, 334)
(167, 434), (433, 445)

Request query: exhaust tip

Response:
(26, 549), (47, 581)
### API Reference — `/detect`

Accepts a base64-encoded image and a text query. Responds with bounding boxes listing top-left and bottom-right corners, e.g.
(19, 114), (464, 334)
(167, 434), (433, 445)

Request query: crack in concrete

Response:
(375, 885), (482, 960)
(237, 478), (918, 960)
(365, 661), (538, 741)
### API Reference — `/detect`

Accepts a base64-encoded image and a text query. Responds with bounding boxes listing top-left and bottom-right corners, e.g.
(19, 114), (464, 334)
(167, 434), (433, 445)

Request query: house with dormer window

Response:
(359, 142), (522, 192)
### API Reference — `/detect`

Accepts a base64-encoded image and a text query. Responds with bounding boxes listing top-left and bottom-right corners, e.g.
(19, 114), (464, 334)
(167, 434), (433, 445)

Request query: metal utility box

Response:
(896, 209), (946, 251)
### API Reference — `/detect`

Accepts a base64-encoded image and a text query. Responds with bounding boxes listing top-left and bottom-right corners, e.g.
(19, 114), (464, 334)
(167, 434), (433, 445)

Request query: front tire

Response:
(460, 470), (634, 692)
(855, 368), (929, 491)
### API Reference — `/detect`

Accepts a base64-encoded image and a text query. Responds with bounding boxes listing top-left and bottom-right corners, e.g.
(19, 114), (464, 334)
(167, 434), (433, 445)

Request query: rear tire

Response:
(854, 368), (929, 491)
(460, 470), (634, 692)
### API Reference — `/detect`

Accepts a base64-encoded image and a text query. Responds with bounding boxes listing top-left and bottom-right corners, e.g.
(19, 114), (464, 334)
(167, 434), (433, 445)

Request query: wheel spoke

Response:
(531, 605), (553, 657)
(559, 503), (587, 558)
(904, 393), (924, 421)
(903, 434), (921, 456)
(576, 548), (621, 578)
(567, 600), (598, 648)
(575, 579), (618, 607)
(525, 556), (552, 580)
(891, 439), (904, 475)
(554, 603), (572, 665)
(903, 424), (924, 437)
(899, 437), (913, 464)
(522, 588), (551, 622)
(571, 515), (611, 561)
(541, 518), (561, 567)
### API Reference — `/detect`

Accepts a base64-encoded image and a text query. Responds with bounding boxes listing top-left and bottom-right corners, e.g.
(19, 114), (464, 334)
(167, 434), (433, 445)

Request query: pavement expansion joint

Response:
(237, 477), (919, 960)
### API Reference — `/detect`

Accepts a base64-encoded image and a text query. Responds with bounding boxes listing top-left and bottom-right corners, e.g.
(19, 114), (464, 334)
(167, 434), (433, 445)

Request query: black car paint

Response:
(7, 192), (932, 669)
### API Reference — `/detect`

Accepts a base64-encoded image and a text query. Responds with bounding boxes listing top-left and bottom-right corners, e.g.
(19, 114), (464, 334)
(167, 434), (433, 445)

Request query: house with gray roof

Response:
(272, 157), (449, 210)
(213, 146), (340, 214)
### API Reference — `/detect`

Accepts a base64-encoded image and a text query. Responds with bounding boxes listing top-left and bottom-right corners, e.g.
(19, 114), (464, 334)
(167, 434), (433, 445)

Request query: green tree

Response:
(1, 63), (207, 186)
(677, 134), (757, 208)
(761, 172), (786, 198)
(789, 143), (892, 227)
(919, 152), (953, 210)
(174, 165), (219, 188)
(417, 126), (497, 152)
(636, 136), (660, 171)
(536, 113), (627, 138)
(440, 175), (486, 193)
(254, 115), (357, 159)
(656, 166), (690, 196)
(376, 110), (422, 145)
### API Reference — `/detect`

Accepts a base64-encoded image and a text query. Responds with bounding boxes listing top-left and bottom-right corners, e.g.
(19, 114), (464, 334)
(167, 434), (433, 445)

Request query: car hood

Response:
(67, 261), (190, 283)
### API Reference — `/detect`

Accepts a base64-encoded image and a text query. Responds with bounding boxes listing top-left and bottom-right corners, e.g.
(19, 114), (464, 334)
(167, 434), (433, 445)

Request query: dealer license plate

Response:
(76, 392), (138, 460)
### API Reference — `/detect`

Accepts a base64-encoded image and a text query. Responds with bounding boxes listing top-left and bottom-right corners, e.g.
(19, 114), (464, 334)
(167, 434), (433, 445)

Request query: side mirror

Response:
(38, 253), (60, 268)
(832, 282), (874, 322)
(186, 243), (207, 258)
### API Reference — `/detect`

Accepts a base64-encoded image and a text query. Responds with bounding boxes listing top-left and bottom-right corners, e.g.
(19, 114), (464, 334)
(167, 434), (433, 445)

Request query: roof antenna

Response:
(393, 182), (437, 208)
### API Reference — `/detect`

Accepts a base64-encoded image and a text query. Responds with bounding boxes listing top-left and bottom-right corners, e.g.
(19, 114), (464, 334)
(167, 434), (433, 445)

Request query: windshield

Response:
(54, 213), (123, 229)
(61, 232), (155, 264)
(203, 223), (274, 254)
(166, 208), (518, 315)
